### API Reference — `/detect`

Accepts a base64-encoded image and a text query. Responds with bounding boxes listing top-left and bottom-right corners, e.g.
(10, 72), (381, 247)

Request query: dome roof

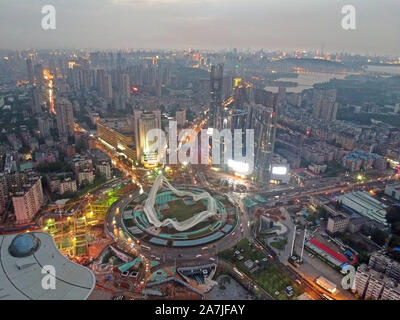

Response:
(8, 233), (41, 258)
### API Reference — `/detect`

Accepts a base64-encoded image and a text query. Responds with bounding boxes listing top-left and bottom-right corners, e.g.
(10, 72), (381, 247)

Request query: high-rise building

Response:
(120, 73), (131, 98)
(37, 115), (53, 138)
(175, 109), (187, 128)
(70, 66), (89, 92)
(103, 74), (113, 99)
(250, 103), (275, 183)
(223, 74), (234, 99)
(12, 175), (44, 224)
(26, 57), (35, 84)
(251, 88), (283, 184)
(34, 63), (44, 87)
(30, 86), (42, 114)
(355, 264), (400, 300)
(96, 69), (105, 93)
(368, 252), (400, 282)
(55, 97), (74, 141)
(96, 161), (112, 180)
(96, 120), (137, 161)
(134, 110), (161, 167)
(209, 64), (224, 130)
(312, 89), (338, 121)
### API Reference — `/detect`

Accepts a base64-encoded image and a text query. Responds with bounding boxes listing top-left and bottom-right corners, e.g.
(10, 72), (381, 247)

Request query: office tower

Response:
(26, 57), (35, 84)
(37, 115), (53, 138)
(103, 74), (113, 99)
(250, 88), (283, 184)
(312, 89), (338, 121)
(12, 175), (44, 224)
(55, 97), (74, 141)
(175, 110), (187, 128)
(209, 64), (224, 130)
(30, 86), (42, 114)
(134, 110), (161, 167)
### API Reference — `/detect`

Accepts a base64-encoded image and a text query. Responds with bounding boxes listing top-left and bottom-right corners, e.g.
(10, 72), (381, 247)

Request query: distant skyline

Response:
(1, 0), (400, 56)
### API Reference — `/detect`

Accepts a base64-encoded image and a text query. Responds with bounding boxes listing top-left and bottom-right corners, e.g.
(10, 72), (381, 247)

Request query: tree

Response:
(386, 206), (400, 223)
(386, 206), (400, 236)
(371, 228), (387, 246)
(389, 235), (400, 248)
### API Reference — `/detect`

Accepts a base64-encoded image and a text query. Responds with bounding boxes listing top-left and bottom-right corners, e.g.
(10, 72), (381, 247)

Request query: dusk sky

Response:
(1, 0), (399, 55)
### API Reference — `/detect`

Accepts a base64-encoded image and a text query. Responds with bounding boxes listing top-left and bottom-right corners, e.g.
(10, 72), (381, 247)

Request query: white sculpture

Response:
(142, 174), (219, 231)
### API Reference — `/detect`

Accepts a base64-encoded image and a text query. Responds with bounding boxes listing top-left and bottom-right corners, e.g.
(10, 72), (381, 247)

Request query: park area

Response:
(218, 239), (302, 300)
(161, 198), (207, 222)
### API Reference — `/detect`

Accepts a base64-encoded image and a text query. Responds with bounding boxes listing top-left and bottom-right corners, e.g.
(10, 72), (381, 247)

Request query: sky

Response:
(0, 0), (399, 55)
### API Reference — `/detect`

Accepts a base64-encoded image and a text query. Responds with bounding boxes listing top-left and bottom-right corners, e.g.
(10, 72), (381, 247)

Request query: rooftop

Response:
(0, 232), (95, 300)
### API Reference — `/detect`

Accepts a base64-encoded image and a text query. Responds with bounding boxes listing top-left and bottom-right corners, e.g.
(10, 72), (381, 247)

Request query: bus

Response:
(315, 276), (337, 294)
(233, 267), (244, 279)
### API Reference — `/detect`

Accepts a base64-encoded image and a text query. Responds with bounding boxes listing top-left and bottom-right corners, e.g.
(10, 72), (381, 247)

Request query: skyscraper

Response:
(134, 110), (161, 167)
(209, 64), (224, 130)
(249, 103), (275, 183)
(55, 97), (74, 141)
(30, 86), (42, 114)
(26, 57), (35, 84)
(251, 88), (284, 184)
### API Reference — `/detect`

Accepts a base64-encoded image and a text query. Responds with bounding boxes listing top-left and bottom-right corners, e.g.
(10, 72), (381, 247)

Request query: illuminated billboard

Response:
(228, 159), (249, 174)
(271, 166), (287, 175)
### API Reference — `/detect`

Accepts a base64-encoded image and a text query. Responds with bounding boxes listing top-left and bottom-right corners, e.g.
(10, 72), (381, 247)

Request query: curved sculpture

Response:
(143, 174), (219, 231)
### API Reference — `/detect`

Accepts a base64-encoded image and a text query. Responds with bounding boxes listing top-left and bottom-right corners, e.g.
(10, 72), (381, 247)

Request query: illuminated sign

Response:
(228, 159), (249, 174)
(271, 166), (287, 175)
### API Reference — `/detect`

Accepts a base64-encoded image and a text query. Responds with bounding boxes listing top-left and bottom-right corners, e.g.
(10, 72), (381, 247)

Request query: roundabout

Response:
(118, 175), (239, 248)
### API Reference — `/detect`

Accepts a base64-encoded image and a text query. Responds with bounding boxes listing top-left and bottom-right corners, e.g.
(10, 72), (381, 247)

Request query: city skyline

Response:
(1, 1), (400, 304)
(1, 0), (400, 55)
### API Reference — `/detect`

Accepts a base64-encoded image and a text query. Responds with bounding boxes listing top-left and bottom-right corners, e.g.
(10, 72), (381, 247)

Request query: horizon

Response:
(1, 0), (400, 56)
